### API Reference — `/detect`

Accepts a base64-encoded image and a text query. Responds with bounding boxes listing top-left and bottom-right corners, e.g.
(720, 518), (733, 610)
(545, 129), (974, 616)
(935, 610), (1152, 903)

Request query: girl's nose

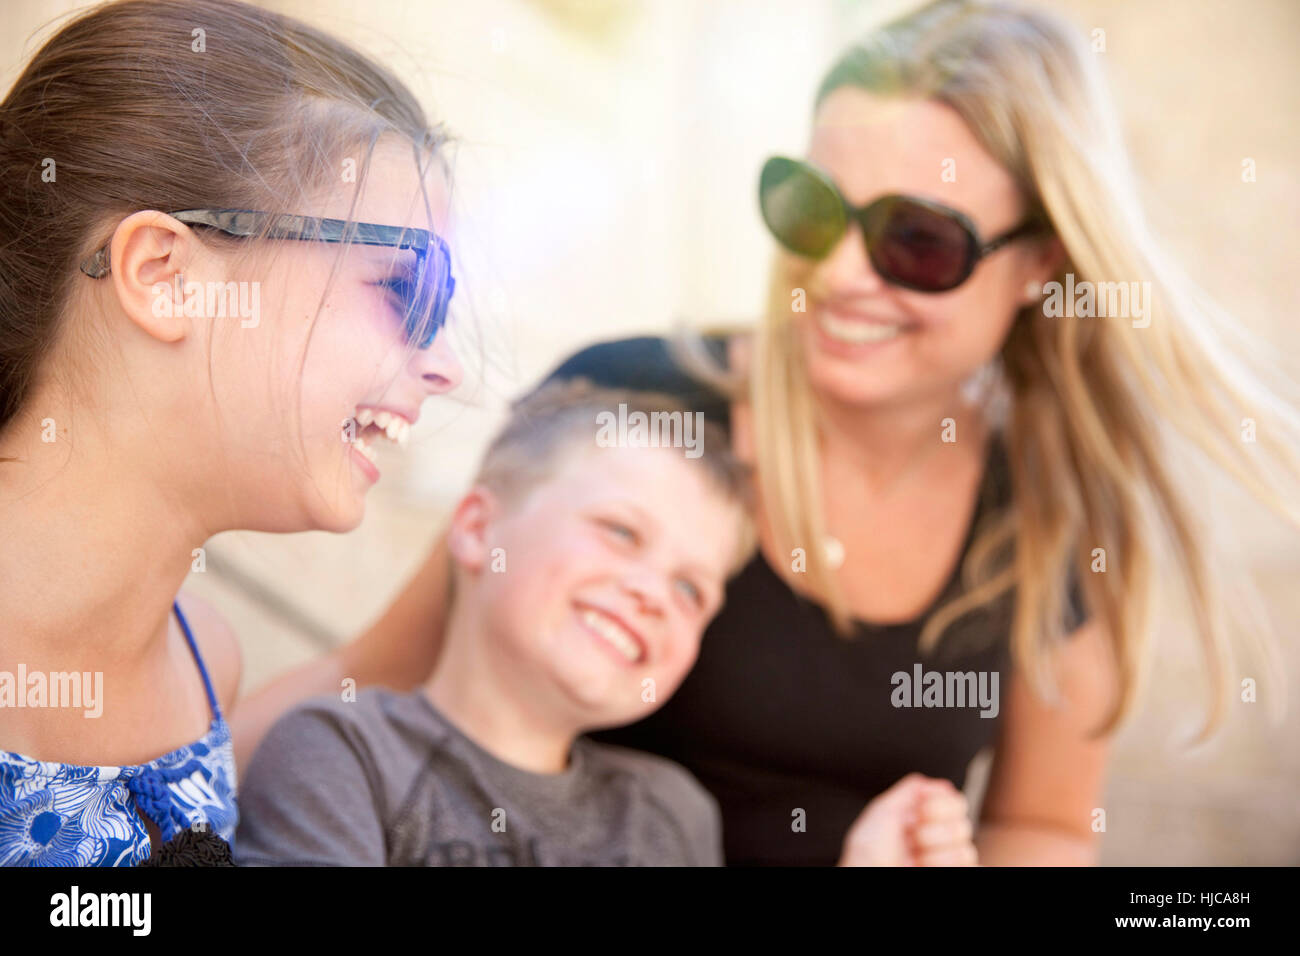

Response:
(414, 326), (463, 395)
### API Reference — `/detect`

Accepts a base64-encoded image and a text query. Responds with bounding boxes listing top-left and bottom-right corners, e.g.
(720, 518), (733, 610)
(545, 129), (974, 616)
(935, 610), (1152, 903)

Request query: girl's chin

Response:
(311, 499), (366, 535)
(307, 474), (370, 534)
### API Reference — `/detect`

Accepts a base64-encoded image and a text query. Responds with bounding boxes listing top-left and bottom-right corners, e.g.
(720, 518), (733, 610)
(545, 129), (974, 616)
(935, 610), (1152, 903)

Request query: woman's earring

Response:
(823, 535), (845, 571)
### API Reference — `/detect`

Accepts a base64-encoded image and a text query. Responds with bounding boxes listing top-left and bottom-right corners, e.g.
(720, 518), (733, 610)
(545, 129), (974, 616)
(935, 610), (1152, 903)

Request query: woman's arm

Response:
(229, 533), (452, 769)
(975, 619), (1116, 865)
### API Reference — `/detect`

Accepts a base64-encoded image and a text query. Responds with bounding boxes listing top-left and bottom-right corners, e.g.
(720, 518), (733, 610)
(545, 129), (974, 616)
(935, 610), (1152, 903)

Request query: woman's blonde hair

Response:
(681, 0), (1300, 738)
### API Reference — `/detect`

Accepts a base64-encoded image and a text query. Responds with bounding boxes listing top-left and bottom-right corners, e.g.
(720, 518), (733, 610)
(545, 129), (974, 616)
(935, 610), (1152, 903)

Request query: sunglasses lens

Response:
(403, 244), (454, 349)
(871, 200), (973, 291)
(759, 157), (846, 258)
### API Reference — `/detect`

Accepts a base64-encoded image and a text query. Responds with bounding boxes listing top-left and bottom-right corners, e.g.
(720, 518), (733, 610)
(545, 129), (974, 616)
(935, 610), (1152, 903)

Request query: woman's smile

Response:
(810, 302), (919, 359)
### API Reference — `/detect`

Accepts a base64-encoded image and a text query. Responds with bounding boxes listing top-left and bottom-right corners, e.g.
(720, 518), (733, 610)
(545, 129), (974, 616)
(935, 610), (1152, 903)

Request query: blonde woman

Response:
(238, 0), (1300, 865)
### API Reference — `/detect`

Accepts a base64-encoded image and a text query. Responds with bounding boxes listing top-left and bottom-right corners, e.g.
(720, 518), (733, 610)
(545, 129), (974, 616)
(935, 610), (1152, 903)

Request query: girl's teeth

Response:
(352, 434), (378, 464)
(352, 409), (412, 449)
(820, 314), (905, 344)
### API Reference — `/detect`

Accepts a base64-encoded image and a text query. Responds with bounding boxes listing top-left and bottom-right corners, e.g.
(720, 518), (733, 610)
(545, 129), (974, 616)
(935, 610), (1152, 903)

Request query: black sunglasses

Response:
(80, 208), (455, 349)
(759, 156), (1046, 293)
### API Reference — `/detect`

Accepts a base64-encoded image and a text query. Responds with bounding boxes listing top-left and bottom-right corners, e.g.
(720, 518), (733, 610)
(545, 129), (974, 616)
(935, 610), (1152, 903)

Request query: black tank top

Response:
(539, 335), (1085, 866)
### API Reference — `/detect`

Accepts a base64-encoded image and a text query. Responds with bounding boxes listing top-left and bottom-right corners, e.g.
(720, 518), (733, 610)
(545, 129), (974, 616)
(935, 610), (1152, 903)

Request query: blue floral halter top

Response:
(0, 601), (238, 866)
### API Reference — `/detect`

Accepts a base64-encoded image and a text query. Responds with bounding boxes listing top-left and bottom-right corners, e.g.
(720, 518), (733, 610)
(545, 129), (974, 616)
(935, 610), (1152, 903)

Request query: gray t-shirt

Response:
(233, 688), (723, 866)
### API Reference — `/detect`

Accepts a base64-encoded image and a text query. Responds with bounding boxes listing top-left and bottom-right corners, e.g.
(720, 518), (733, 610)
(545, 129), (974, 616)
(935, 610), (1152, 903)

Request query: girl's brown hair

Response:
(0, 0), (449, 439)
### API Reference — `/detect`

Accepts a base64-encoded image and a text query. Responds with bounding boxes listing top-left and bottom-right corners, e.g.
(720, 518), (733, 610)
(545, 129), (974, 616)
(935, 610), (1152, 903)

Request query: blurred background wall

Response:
(5, 0), (1297, 863)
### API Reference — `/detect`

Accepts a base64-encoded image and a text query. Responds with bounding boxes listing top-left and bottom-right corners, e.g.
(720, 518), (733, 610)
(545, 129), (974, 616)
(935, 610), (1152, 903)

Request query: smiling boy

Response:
(234, 380), (975, 866)
(235, 381), (752, 865)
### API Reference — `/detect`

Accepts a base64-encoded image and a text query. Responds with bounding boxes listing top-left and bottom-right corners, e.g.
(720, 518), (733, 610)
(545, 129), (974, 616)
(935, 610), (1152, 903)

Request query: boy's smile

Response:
(574, 601), (647, 666)
(446, 442), (744, 733)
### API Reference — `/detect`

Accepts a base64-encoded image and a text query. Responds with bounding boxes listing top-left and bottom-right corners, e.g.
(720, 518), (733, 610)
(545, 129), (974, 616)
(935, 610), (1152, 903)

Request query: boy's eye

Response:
(599, 519), (638, 544)
(674, 577), (703, 607)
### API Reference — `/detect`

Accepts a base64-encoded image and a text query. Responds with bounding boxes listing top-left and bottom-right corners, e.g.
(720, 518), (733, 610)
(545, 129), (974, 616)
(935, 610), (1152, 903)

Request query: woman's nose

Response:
(817, 219), (887, 296)
(414, 327), (463, 395)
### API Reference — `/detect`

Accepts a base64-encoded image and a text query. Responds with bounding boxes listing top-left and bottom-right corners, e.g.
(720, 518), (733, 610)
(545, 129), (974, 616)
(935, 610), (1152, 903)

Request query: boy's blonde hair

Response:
(472, 378), (756, 576)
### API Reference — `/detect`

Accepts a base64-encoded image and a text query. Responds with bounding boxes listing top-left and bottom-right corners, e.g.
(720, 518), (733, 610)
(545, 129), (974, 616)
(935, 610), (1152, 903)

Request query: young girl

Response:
(0, 0), (462, 865)
(243, 0), (1300, 865)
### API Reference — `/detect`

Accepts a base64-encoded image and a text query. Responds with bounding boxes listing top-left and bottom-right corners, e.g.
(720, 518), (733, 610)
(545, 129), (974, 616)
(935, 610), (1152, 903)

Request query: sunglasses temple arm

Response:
(981, 220), (1049, 255)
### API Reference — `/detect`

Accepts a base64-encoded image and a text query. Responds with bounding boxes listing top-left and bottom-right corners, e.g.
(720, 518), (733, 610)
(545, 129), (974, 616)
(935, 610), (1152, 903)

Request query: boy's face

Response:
(457, 443), (743, 729)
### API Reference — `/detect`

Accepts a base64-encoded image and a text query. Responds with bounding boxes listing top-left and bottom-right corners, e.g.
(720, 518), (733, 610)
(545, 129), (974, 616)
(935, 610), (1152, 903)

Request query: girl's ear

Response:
(107, 210), (200, 343)
(446, 485), (501, 575)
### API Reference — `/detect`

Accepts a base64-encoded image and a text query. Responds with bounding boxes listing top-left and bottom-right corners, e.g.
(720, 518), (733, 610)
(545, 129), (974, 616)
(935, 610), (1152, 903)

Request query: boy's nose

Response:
(620, 568), (668, 620)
